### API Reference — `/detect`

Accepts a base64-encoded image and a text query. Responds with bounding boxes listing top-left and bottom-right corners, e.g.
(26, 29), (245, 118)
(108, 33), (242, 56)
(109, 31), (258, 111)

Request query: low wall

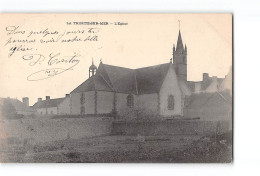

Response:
(112, 120), (231, 136)
(0, 116), (112, 144)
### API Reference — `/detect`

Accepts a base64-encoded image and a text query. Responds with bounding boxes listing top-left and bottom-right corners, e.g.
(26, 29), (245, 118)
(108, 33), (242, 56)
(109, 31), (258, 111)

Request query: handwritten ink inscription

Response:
(3, 25), (102, 81)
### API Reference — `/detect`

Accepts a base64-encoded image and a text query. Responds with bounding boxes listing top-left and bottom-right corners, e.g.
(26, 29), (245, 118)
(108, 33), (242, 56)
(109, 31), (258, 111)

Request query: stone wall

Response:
(58, 97), (70, 115)
(97, 91), (114, 114)
(0, 116), (112, 144)
(112, 120), (231, 136)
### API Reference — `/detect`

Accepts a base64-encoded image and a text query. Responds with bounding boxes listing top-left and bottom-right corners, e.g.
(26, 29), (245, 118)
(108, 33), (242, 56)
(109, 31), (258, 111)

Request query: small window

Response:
(80, 93), (85, 105)
(80, 106), (85, 115)
(168, 95), (174, 110)
(127, 94), (134, 108)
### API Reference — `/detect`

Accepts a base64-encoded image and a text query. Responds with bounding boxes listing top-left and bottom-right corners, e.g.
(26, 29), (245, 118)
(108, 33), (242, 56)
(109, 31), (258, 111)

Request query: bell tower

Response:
(173, 28), (187, 82)
(89, 58), (97, 78)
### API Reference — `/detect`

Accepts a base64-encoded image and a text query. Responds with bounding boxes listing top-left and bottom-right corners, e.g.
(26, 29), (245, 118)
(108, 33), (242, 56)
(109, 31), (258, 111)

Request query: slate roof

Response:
(0, 98), (34, 112)
(71, 63), (171, 95)
(32, 98), (65, 109)
(186, 91), (232, 109)
(135, 63), (170, 94)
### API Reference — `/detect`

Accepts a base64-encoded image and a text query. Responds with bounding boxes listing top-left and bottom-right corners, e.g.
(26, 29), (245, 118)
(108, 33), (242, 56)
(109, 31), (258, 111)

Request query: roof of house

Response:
(71, 62), (172, 94)
(32, 98), (65, 109)
(187, 76), (224, 93)
(0, 98), (34, 112)
(185, 91), (232, 109)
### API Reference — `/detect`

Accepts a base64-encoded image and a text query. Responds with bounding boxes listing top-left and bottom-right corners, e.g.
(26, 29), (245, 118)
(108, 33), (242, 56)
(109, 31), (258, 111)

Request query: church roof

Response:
(71, 62), (172, 94)
(33, 98), (65, 109)
(135, 63), (170, 94)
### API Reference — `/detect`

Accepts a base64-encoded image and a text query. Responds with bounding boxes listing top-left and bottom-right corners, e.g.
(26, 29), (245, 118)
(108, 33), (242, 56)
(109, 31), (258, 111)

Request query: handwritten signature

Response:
(23, 52), (81, 81)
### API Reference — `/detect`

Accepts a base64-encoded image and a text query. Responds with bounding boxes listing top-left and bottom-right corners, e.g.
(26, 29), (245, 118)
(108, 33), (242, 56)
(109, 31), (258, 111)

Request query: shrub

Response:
(117, 107), (159, 122)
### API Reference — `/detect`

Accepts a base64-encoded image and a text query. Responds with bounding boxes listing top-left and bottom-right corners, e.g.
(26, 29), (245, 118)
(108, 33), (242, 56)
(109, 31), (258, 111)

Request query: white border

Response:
(1, 0), (260, 176)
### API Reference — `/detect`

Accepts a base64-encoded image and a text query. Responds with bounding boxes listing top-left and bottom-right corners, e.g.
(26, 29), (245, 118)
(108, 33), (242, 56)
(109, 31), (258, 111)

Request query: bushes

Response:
(117, 107), (159, 122)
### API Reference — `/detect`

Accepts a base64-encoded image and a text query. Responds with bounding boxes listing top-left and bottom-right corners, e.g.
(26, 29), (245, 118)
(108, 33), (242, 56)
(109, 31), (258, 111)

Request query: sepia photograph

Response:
(0, 13), (232, 163)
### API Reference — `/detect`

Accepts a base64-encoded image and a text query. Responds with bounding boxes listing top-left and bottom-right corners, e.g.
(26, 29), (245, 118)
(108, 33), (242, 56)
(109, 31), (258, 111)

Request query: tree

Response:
(1, 99), (16, 118)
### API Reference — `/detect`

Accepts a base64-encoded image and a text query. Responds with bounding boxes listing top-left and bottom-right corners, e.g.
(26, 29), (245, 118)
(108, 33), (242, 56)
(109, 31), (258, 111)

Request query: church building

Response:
(70, 30), (192, 118)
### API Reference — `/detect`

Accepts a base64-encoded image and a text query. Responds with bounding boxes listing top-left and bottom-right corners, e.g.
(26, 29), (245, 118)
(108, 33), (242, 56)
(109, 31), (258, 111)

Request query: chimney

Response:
(46, 96), (50, 100)
(203, 73), (209, 81)
(22, 97), (29, 106)
(65, 94), (70, 98)
(38, 98), (42, 102)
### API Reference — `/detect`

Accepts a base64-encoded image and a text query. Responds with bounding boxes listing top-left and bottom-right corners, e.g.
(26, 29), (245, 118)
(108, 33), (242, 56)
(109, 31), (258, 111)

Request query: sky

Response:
(0, 14), (232, 105)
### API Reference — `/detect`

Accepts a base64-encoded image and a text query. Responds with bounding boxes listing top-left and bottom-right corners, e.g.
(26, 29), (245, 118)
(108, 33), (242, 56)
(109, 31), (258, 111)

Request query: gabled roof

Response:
(0, 98), (34, 112)
(71, 73), (113, 93)
(71, 62), (172, 95)
(101, 64), (136, 94)
(135, 63), (170, 94)
(186, 91), (232, 109)
(32, 98), (65, 109)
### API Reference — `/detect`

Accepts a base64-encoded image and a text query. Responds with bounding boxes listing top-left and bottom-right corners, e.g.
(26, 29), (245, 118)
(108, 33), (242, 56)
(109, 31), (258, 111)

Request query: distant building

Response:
(32, 95), (70, 115)
(219, 67), (232, 96)
(0, 97), (35, 117)
(184, 91), (232, 122)
(187, 73), (224, 94)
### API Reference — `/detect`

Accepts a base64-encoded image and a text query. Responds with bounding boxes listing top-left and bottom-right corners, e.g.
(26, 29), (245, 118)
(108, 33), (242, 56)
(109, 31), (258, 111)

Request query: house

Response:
(32, 95), (70, 115)
(0, 97), (35, 117)
(187, 73), (224, 94)
(184, 91), (232, 121)
(219, 67), (232, 96)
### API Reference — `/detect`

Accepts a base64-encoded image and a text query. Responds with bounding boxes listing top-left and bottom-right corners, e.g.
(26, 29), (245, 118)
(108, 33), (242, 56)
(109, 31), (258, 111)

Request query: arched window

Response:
(80, 106), (85, 115)
(168, 95), (174, 110)
(127, 94), (134, 108)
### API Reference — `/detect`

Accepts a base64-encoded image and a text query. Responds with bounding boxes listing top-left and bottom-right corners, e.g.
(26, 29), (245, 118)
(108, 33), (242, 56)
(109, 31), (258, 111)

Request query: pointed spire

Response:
(176, 30), (184, 52)
(92, 57), (94, 65)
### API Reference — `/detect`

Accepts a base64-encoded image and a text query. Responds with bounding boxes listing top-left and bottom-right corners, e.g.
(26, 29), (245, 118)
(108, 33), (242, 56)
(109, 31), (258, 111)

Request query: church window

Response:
(80, 93), (85, 105)
(127, 94), (134, 108)
(80, 106), (85, 115)
(168, 95), (174, 110)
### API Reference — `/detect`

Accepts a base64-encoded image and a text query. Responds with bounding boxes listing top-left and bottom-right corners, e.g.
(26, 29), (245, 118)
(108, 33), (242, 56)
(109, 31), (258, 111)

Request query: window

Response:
(80, 93), (85, 105)
(127, 94), (134, 108)
(80, 106), (85, 115)
(168, 95), (174, 110)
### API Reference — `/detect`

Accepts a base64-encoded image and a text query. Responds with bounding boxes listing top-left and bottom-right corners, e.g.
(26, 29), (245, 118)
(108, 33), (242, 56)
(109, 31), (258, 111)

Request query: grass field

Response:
(0, 132), (232, 163)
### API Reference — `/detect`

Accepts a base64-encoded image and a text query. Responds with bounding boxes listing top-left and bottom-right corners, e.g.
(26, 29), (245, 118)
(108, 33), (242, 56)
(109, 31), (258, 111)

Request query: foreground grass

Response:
(0, 132), (232, 163)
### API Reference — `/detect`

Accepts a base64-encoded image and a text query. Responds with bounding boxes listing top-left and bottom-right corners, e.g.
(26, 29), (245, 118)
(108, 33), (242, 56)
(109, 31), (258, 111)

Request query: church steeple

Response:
(173, 23), (187, 82)
(176, 30), (184, 52)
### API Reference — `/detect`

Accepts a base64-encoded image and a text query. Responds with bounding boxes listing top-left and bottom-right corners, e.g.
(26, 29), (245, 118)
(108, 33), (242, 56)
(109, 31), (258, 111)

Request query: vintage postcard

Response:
(0, 13), (232, 163)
